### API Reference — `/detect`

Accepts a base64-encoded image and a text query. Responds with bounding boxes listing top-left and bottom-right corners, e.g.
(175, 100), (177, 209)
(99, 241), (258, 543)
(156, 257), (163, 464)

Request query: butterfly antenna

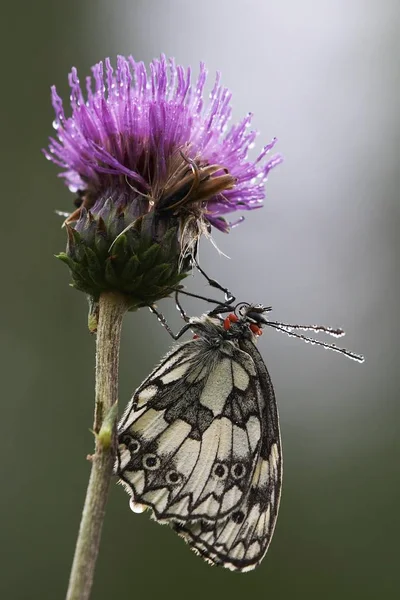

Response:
(266, 323), (365, 363)
(266, 320), (346, 338)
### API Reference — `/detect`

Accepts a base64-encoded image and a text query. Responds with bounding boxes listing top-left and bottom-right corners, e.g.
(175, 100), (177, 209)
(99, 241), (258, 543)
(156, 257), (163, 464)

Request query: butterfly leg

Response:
(192, 258), (235, 304)
(148, 304), (192, 340)
(174, 290), (190, 322)
(172, 287), (233, 309)
(168, 258), (236, 314)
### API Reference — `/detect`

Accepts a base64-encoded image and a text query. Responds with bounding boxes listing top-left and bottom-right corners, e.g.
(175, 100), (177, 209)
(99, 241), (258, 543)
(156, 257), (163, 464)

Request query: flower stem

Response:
(66, 291), (128, 600)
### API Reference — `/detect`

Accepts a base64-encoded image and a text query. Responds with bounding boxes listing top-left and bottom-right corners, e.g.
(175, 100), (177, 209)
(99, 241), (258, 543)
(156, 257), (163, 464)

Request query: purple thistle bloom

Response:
(45, 56), (282, 310)
(44, 55), (282, 234)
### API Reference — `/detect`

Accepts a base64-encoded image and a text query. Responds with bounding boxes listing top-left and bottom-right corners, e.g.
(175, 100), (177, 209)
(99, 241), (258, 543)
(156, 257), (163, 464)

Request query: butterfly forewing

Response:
(117, 333), (265, 525)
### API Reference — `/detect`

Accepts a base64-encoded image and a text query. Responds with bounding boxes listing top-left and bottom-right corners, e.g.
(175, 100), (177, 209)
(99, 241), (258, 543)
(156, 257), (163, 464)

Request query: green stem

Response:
(66, 292), (128, 600)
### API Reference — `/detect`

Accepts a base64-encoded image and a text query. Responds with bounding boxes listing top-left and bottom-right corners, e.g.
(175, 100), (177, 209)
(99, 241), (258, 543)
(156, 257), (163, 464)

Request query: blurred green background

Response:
(1, 0), (399, 598)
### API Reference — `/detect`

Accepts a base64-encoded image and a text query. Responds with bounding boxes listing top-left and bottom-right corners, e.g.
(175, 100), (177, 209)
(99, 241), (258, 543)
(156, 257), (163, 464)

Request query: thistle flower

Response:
(44, 55), (281, 308)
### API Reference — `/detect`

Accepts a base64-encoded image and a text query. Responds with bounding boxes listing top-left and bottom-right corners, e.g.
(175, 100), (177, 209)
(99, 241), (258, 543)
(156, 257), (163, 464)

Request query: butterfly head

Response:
(221, 303), (272, 338)
(187, 303), (271, 344)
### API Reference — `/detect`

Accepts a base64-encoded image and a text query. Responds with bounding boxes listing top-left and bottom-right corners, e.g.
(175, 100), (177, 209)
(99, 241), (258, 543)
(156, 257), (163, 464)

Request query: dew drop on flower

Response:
(44, 56), (282, 235)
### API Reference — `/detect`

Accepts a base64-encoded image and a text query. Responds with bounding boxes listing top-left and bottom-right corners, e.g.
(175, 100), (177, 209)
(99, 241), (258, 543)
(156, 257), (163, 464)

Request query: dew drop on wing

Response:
(129, 498), (146, 514)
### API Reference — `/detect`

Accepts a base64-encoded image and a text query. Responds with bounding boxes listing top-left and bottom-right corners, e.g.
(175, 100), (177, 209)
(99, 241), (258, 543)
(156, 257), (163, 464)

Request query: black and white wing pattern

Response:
(173, 339), (282, 572)
(116, 306), (282, 572)
(117, 335), (265, 524)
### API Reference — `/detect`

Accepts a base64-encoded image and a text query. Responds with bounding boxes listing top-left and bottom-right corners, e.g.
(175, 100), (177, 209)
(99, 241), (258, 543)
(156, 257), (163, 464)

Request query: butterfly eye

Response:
(231, 462), (246, 479)
(212, 463), (228, 480)
(142, 453), (161, 470)
(128, 439), (141, 454)
(231, 510), (245, 524)
(166, 470), (182, 485)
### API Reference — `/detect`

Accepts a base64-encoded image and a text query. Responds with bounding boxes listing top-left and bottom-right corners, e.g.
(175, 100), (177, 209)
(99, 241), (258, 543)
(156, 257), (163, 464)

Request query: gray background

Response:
(1, 0), (399, 598)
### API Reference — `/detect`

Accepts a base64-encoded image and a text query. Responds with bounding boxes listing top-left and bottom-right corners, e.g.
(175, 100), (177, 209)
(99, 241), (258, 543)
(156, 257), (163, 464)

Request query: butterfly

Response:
(116, 291), (364, 571)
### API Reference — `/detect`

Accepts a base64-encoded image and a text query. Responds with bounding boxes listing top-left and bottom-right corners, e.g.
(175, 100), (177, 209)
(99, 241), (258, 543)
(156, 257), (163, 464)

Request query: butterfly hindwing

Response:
(173, 340), (282, 571)
(117, 336), (264, 523)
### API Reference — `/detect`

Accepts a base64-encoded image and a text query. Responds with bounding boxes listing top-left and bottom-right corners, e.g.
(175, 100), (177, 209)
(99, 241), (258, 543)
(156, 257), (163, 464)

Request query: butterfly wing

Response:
(173, 339), (282, 571)
(117, 337), (264, 523)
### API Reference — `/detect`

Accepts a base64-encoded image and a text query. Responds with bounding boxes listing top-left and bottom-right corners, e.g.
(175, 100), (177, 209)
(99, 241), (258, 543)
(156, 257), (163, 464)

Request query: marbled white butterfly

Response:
(116, 290), (364, 571)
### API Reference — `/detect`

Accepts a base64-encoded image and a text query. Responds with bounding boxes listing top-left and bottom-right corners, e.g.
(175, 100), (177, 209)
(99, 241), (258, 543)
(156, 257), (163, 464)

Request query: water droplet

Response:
(129, 498), (146, 514)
